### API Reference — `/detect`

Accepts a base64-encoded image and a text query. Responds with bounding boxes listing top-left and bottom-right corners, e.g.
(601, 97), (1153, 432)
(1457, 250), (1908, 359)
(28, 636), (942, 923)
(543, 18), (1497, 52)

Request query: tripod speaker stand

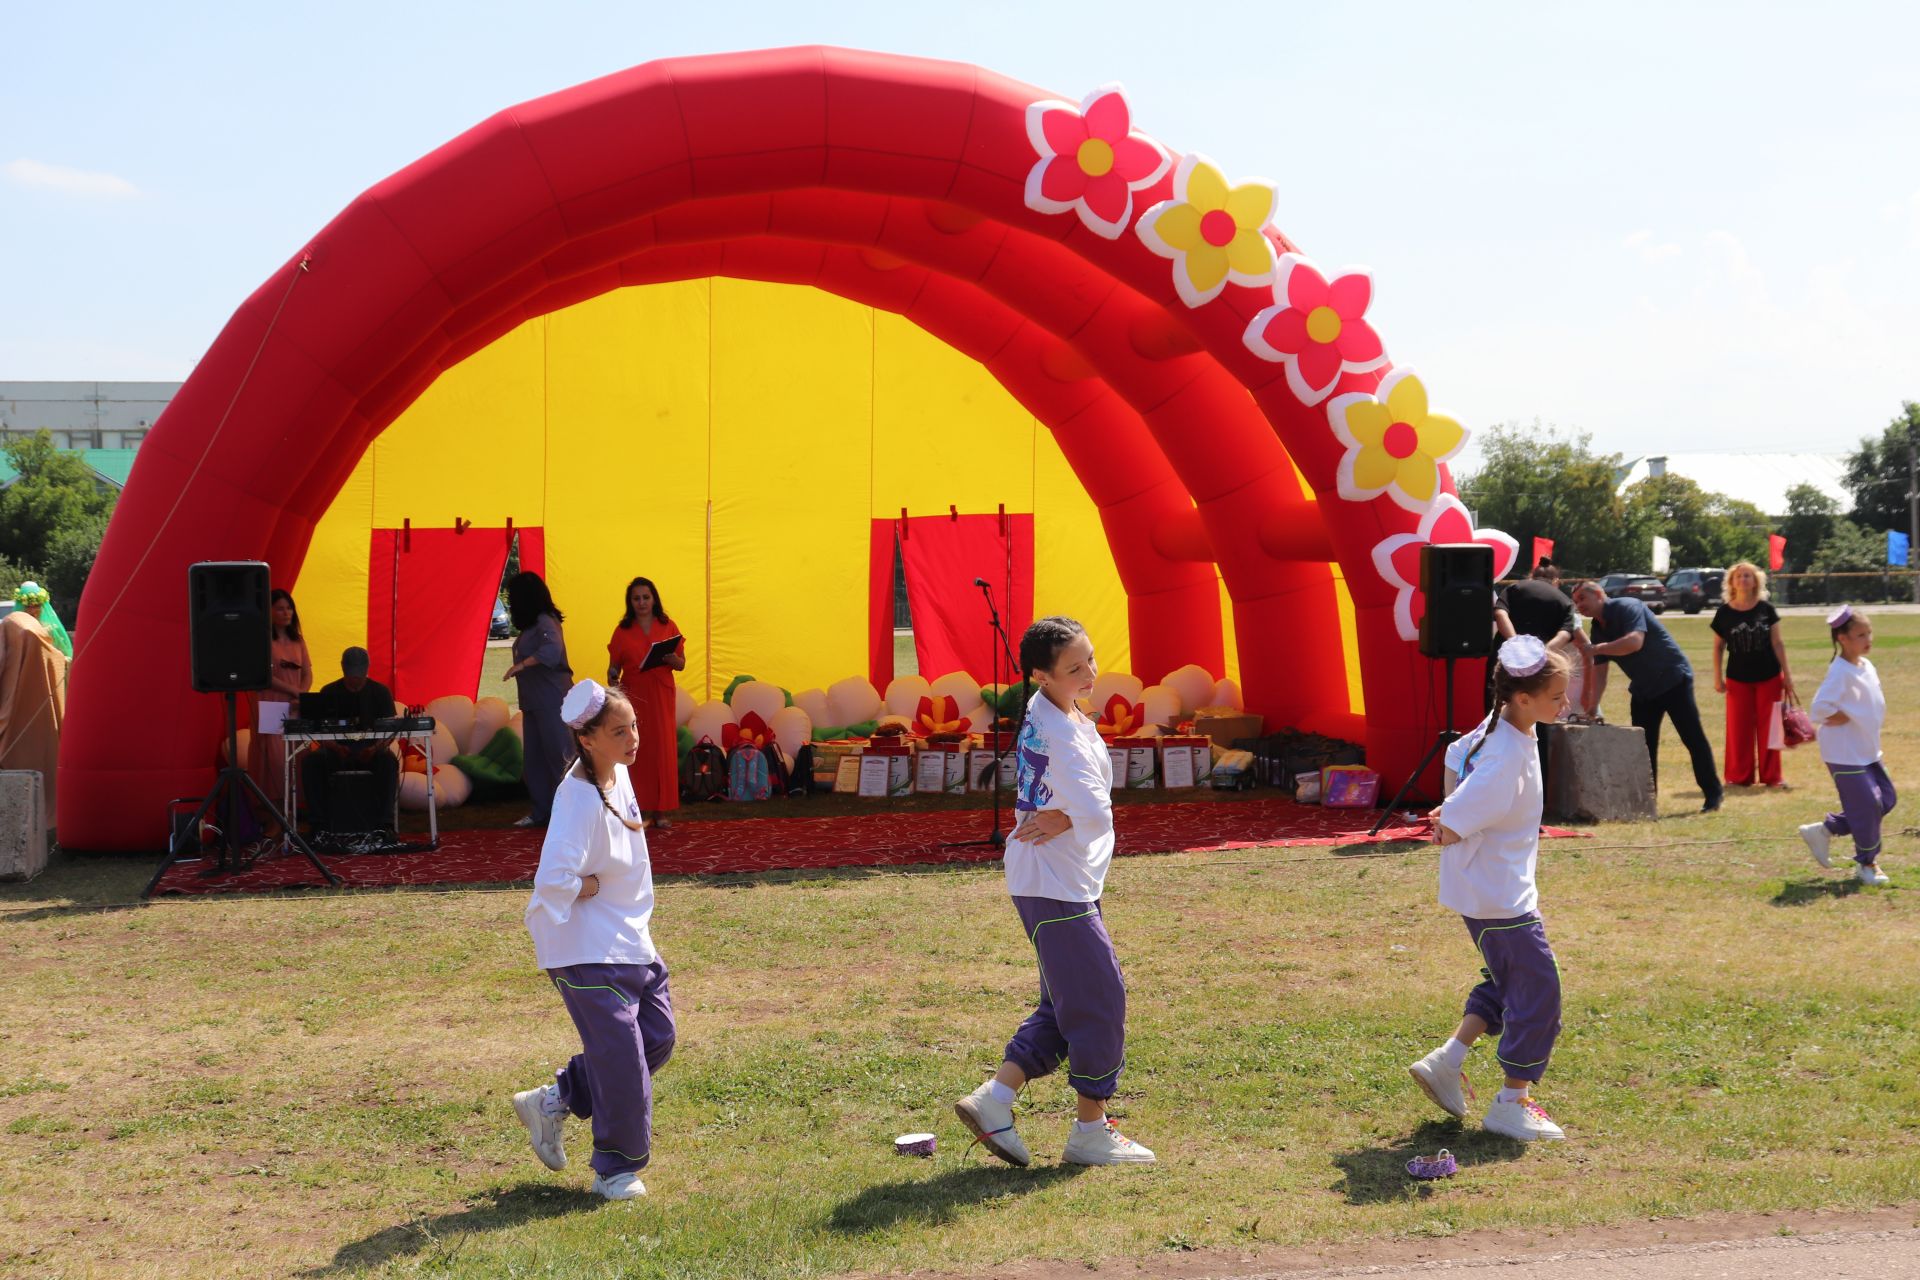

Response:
(942, 576), (1026, 852)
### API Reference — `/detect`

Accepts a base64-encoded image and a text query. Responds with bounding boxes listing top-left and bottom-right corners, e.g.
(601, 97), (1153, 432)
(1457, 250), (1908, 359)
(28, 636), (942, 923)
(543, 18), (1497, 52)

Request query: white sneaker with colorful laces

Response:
(1801, 822), (1833, 869)
(1858, 862), (1891, 887)
(954, 1081), (1031, 1167)
(1061, 1118), (1156, 1165)
(1482, 1095), (1565, 1142)
(590, 1171), (646, 1200)
(512, 1083), (568, 1171)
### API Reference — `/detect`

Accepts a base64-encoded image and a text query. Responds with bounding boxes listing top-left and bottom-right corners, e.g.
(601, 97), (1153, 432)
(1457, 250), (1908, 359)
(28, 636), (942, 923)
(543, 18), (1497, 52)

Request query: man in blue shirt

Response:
(1572, 582), (1722, 812)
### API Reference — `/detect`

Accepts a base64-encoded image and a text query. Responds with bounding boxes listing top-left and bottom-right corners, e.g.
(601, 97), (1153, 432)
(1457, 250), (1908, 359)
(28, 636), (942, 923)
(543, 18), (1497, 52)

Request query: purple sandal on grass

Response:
(1406, 1148), (1458, 1180)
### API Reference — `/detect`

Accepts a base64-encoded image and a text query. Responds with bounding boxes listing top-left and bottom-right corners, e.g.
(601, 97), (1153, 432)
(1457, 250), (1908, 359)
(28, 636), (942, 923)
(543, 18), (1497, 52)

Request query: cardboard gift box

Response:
(1158, 736), (1211, 789)
(812, 739), (864, 789)
(1321, 764), (1380, 808)
(1112, 736), (1159, 789)
(1193, 712), (1263, 750)
(1106, 745), (1128, 792)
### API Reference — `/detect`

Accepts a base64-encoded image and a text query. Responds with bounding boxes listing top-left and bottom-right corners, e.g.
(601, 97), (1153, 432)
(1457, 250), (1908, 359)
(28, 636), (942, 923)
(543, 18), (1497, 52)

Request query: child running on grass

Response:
(1801, 606), (1894, 887)
(1410, 635), (1571, 1143)
(954, 616), (1155, 1167)
(512, 679), (674, 1200)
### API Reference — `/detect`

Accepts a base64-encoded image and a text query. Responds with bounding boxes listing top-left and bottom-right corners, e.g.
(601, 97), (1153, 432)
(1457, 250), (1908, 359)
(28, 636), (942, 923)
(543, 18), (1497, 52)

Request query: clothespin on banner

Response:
(949, 504), (958, 521)
(998, 503), (1007, 537)
(899, 507), (909, 541)
(505, 516), (514, 551)
(454, 517), (471, 535)
(402, 518), (411, 553)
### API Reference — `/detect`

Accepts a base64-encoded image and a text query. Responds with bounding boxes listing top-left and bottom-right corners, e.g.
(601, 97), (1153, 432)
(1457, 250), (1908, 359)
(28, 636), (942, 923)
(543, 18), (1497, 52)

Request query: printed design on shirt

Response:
(1719, 612), (1774, 653)
(1016, 717), (1055, 814)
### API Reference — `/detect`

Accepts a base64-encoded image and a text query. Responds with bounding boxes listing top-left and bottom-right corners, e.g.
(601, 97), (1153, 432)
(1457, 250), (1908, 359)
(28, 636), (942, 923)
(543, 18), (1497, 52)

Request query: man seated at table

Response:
(300, 647), (400, 833)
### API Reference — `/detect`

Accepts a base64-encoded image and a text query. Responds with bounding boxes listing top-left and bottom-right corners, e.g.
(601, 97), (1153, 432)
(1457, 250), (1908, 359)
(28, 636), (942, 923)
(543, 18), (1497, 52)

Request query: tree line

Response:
(1457, 401), (1920, 577)
(0, 432), (117, 626)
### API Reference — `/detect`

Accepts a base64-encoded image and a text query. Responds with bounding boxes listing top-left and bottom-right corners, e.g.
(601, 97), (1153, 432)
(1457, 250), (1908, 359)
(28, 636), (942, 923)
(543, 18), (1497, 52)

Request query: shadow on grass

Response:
(1772, 875), (1865, 906)
(299, 1182), (599, 1276)
(1331, 839), (1426, 859)
(826, 1162), (1082, 1232)
(1332, 1120), (1526, 1204)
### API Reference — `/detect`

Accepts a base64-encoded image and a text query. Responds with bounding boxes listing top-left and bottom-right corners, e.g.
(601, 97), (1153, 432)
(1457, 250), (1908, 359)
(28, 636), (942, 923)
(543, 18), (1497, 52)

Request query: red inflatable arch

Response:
(64, 47), (1514, 850)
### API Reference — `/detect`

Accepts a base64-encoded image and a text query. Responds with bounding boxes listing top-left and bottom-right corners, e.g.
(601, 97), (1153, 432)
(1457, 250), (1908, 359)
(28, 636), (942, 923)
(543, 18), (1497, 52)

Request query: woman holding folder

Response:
(607, 577), (686, 831)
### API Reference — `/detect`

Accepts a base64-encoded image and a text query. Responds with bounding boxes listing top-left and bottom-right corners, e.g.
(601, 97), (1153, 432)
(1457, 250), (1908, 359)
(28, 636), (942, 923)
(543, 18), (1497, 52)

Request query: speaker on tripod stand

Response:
(1369, 544), (1495, 833)
(144, 562), (337, 895)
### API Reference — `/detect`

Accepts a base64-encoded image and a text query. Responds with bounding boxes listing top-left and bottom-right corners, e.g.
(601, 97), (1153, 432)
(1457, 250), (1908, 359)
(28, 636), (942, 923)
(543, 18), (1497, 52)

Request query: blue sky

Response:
(4, 1), (1917, 465)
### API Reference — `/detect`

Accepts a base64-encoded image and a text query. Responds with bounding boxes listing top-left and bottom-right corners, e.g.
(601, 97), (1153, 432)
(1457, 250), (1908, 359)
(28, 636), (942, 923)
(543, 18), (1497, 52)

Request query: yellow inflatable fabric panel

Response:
(872, 311), (1034, 515)
(542, 284), (714, 699)
(1330, 562), (1364, 715)
(1033, 426), (1130, 678)
(707, 280), (873, 697)
(293, 452), (373, 679)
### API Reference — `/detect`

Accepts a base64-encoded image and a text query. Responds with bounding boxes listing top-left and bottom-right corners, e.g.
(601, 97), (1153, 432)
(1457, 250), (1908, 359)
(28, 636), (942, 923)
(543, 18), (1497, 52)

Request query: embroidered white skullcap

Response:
(1826, 604), (1854, 631)
(1497, 635), (1549, 678)
(561, 679), (609, 730)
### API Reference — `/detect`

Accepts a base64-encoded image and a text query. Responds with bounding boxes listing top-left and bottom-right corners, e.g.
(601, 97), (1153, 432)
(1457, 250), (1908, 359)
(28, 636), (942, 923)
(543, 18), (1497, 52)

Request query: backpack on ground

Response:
(683, 739), (729, 803)
(727, 742), (772, 802)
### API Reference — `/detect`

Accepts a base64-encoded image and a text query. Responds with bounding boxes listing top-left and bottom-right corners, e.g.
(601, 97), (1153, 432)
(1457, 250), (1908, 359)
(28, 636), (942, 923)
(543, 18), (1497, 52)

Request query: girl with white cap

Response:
(1801, 606), (1894, 887)
(1409, 635), (1572, 1144)
(511, 679), (673, 1200)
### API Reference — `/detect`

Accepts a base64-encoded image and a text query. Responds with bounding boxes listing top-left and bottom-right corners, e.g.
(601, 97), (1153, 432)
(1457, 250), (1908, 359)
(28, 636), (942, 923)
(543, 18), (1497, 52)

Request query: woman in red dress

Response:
(247, 588), (312, 834)
(607, 577), (685, 831)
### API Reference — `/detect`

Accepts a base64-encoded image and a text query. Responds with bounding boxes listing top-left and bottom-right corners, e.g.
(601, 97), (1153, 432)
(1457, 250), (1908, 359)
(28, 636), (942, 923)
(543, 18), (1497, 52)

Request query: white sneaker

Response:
(1857, 862), (1891, 887)
(590, 1171), (646, 1200)
(514, 815), (538, 828)
(1408, 1047), (1472, 1119)
(954, 1082), (1030, 1167)
(1482, 1095), (1565, 1142)
(1801, 822), (1833, 869)
(1062, 1118), (1156, 1165)
(512, 1084), (567, 1171)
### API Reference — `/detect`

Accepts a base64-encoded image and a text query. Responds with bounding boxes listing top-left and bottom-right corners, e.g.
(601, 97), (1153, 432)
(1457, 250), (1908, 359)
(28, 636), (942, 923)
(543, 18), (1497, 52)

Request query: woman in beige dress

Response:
(0, 582), (69, 818)
(246, 589), (312, 830)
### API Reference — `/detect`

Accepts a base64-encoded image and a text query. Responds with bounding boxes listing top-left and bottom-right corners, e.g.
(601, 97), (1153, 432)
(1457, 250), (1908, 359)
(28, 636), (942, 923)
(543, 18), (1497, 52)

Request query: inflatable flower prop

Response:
(1095, 695), (1145, 739)
(1372, 494), (1519, 642)
(1244, 256), (1387, 405)
(1328, 369), (1467, 512)
(721, 711), (774, 753)
(911, 694), (972, 737)
(1136, 155), (1277, 307)
(1024, 86), (1171, 239)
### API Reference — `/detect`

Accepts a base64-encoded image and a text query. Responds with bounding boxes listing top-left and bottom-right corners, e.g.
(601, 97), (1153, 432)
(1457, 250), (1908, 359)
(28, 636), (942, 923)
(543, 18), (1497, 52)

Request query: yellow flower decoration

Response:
(1135, 154), (1277, 307)
(1328, 368), (1468, 512)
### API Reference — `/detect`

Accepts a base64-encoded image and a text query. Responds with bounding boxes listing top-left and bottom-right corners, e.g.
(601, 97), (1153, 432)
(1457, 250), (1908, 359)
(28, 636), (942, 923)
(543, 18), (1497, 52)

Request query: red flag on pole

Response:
(1531, 536), (1555, 571)
(1768, 533), (1786, 572)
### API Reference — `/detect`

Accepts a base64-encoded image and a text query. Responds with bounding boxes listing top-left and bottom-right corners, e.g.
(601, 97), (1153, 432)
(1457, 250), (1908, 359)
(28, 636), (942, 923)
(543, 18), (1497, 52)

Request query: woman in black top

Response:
(1710, 561), (1795, 787)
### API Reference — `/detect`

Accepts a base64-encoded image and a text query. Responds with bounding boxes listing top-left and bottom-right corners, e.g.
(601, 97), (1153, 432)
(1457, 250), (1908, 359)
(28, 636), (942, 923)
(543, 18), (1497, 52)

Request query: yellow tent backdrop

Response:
(292, 277), (1234, 703)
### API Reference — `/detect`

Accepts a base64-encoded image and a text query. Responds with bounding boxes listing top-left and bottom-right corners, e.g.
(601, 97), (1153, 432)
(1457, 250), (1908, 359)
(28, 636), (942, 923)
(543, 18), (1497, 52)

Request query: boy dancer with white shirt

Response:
(954, 616), (1155, 1168)
(1801, 606), (1895, 887)
(1409, 637), (1572, 1143)
(512, 680), (674, 1201)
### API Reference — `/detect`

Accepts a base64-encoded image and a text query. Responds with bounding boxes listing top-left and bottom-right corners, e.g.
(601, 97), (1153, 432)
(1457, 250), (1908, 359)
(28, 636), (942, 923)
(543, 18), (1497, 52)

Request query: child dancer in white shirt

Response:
(954, 616), (1155, 1167)
(512, 680), (673, 1200)
(1410, 636), (1571, 1143)
(1801, 606), (1894, 887)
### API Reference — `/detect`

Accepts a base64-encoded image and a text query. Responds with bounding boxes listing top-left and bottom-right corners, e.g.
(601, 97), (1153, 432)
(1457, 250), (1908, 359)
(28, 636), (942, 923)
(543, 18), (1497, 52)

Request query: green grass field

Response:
(3, 614), (1917, 1278)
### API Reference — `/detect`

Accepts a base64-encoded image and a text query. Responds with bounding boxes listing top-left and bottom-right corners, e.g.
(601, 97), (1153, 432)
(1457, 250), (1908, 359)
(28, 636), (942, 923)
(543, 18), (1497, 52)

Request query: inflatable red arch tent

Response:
(61, 47), (1515, 850)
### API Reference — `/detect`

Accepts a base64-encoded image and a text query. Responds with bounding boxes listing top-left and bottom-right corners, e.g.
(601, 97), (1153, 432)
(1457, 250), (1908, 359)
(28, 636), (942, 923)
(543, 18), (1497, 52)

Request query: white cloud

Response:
(3, 158), (139, 199)
(1622, 228), (1682, 264)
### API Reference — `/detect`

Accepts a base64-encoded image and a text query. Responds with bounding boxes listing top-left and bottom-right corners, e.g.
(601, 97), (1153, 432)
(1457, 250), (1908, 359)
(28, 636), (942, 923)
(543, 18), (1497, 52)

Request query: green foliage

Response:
(1779, 483), (1840, 573)
(42, 508), (110, 621)
(0, 554), (35, 600)
(1840, 400), (1920, 530)
(1809, 518), (1886, 572)
(1455, 421), (1630, 575)
(1618, 474), (1768, 571)
(0, 431), (115, 572)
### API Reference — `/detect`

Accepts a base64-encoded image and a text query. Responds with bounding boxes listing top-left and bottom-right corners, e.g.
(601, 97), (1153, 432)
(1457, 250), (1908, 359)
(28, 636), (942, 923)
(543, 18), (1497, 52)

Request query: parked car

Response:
(488, 598), (511, 639)
(1596, 572), (1667, 613)
(1663, 567), (1724, 615)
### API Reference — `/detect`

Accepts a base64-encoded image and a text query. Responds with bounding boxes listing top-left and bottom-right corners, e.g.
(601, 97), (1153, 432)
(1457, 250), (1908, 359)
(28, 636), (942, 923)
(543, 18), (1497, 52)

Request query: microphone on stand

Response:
(973, 577), (988, 587)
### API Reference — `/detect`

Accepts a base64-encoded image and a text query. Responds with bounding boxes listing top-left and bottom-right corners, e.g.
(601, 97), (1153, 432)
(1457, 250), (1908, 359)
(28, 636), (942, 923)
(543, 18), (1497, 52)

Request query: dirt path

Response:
(872, 1206), (1920, 1280)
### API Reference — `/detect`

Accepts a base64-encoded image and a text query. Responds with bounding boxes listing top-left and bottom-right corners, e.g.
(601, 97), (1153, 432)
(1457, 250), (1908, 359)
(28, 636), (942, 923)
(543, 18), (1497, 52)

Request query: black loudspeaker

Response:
(1419, 543), (1494, 659)
(189, 561), (272, 691)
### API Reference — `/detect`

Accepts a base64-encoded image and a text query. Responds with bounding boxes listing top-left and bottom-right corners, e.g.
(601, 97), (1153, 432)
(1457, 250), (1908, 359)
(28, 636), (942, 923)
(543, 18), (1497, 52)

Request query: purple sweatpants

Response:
(1825, 762), (1896, 865)
(548, 960), (675, 1177)
(1461, 913), (1561, 1084)
(1003, 896), (1126, 1101)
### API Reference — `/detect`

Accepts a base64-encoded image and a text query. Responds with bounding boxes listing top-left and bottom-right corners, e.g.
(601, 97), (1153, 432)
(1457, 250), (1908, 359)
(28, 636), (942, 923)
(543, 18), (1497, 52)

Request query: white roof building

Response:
(1614, 452), (1851, 517)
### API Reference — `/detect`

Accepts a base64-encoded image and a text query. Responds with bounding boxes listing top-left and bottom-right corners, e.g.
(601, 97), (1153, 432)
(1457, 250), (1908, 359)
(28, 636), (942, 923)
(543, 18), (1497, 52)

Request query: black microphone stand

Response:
(943, 577), (1022, 851)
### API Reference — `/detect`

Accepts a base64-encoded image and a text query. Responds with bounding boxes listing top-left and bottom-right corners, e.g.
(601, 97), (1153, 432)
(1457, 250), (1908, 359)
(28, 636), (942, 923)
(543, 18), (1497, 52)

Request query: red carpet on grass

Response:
(150, 796), (1581, 895)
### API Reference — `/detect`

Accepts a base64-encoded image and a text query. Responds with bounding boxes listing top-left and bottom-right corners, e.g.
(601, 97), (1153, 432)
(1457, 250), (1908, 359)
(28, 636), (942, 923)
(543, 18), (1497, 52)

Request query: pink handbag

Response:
(1780, 697), (1816, 749)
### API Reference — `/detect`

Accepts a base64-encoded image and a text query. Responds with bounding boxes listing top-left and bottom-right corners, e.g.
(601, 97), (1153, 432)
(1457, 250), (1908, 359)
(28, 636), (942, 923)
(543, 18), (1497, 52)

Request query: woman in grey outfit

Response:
(504, 572), (576, 827)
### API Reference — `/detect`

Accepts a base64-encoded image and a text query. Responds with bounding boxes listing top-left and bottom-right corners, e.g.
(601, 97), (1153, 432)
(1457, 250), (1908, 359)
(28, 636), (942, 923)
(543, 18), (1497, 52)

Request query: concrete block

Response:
(0, 769), (47, 881)
(1544, 723), (1655, 823)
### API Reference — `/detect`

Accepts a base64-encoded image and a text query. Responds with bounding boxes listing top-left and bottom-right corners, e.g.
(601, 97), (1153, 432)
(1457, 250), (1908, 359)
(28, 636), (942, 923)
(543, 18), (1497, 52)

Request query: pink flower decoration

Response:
(1244, 255), (1387, 405)
(1025, 86), (1171, 239)
(1371, 495), (1519, 643)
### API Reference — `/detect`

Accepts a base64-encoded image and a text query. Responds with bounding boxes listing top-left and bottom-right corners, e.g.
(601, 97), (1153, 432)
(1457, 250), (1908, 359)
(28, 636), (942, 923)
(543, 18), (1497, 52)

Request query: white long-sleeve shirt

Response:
(1810, 655), (1884, 767)
(1436, 717), (1543, 920)
(1003, 690), (1116, 903)
(524, 763), (659, 970)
